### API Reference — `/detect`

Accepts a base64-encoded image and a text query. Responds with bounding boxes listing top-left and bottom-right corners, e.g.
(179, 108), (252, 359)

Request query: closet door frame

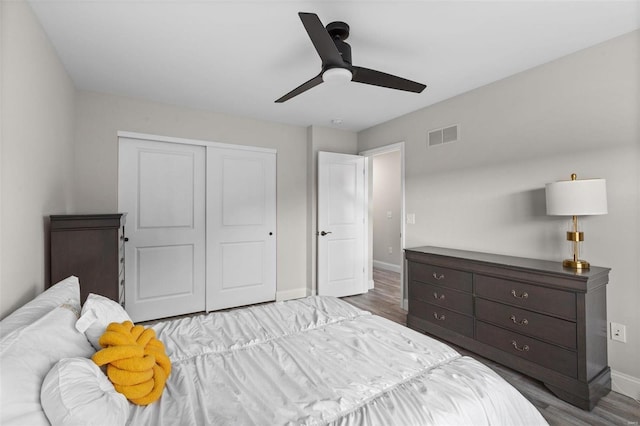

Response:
(118, 131), (276, 156)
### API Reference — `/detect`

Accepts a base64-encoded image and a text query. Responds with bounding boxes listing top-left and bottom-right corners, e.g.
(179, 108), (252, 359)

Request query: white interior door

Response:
(206, 147), (276, 311)
(119, 138), (206, 322)
(317, 151), (366, 297)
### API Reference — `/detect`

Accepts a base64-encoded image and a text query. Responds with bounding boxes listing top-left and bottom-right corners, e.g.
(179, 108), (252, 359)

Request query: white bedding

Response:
(130, 296), (547, 426)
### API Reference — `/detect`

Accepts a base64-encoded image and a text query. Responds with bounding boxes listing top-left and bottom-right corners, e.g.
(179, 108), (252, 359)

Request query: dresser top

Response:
(405, 246), (610, 279)
(50, 213), (126, 221)
(50, 213), (126, 230)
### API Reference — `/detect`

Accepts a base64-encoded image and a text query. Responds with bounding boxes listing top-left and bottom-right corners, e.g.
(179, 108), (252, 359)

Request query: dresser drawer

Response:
(410, 281), (473, 315)
(475, 298), (576, 349)
(475, 275), (576, 320)
(410, 262), (472, 292)
(409, 299), (474, 337)
(476, 321), (577, 378)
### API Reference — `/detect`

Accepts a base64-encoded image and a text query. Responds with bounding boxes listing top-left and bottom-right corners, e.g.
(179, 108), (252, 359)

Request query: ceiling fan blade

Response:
(298, 12), (345, 67)
(352, 66), (426, 93)
(275, 73), (324, 103)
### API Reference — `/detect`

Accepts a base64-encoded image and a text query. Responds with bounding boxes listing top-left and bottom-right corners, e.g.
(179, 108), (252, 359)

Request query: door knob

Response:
(320, 231), (332, 236)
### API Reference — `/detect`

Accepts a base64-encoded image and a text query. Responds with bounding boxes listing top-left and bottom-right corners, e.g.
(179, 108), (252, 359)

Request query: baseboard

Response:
(373, 260), (402, 273)
(612, 369), (640, 401)
(275, 288), (308, 302)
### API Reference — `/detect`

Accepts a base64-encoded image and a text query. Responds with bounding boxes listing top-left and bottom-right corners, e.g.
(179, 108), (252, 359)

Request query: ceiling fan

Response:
(275, 12), (426, 103)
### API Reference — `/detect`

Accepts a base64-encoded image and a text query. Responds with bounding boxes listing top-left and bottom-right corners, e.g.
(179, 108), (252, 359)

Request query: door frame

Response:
(359, 142), (407, 310)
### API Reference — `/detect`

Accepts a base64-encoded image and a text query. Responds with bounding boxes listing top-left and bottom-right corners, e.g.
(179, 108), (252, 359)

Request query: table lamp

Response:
(545, 173), (607, 270)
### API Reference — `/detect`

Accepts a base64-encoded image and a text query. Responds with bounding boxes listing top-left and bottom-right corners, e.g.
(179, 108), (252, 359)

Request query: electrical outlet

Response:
(610, 322), (627, 343)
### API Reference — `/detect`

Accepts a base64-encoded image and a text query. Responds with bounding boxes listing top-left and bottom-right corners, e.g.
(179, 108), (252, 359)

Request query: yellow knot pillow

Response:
(91, 321), (171, 406)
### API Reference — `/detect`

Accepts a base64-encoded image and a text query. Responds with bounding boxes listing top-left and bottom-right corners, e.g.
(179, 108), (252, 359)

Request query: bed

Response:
(1, 277), (547, 425)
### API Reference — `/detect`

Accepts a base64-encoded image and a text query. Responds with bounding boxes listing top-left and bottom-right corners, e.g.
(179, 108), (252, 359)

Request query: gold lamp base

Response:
(562, 259), (590, 270)
(562, 213), (590, 270)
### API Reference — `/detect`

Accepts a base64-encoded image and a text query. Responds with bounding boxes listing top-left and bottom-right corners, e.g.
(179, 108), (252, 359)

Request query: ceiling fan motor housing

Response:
(326, 21), (350, 40)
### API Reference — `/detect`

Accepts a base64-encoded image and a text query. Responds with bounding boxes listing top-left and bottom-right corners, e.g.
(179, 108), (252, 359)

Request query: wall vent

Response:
(428, 124), (459, 147)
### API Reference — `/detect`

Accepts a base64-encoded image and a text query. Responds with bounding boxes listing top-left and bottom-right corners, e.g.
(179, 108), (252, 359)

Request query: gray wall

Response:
(372, 150), (402, 269)
(0, 1), (77, 317)
(73, 91), (309, 300)
(358, 30), (640, 396)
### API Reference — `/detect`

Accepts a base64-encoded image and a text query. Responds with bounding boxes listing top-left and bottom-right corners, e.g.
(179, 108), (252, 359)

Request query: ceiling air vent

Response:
(428, 124), (459, 147)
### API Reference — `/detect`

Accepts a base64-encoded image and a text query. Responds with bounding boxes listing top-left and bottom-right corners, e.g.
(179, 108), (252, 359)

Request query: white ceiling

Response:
(28, 1), (640, 132)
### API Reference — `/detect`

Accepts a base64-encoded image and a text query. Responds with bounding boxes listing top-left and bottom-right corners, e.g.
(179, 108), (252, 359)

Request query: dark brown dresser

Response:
(405, 246), (610, 410)
(49, 214), (126, 306)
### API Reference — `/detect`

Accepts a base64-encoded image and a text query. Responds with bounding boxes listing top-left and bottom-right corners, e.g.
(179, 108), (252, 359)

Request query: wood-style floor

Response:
(342, 268), (640, 426)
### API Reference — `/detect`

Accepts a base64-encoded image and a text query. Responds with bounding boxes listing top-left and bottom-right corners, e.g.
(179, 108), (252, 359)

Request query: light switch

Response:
(387, 211), (393, 219)
(406, 213), (415, 224)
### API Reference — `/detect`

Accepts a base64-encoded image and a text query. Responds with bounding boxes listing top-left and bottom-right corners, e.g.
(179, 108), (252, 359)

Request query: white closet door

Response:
(119, 138), (206, 322)
(206, 147), (276, 311)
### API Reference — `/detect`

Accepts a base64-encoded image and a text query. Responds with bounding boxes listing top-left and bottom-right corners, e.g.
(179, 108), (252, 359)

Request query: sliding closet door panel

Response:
(207, 148), (276, 311)
(119, 138), (206, 322)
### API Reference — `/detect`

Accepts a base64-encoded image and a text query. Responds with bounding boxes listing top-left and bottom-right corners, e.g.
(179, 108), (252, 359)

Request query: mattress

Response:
(129, 296), (547, 425)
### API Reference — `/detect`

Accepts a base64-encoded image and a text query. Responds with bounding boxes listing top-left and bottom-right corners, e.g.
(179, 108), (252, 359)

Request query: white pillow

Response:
(76, 293), (132, 350)
(41, 357), (129, 426)
(0, 276), (81, 339)
(0, 304), (95, 426)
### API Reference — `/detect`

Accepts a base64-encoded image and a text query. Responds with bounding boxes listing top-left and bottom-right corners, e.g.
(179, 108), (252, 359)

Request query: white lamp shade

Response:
(545, 178), (608, 216)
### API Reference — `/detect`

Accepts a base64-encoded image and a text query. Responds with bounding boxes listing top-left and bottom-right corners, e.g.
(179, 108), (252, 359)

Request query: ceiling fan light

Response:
(322, 68), (352, 84)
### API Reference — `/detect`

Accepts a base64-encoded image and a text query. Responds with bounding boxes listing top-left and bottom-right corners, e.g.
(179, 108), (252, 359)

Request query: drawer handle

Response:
(433, 312), (446, 321)
(509, 315), (529, 326)
(511, 340), (530, 352)
(433, 292), (445, 300)
(432, 273), (445, 280)
(511, 290), (528, 299)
